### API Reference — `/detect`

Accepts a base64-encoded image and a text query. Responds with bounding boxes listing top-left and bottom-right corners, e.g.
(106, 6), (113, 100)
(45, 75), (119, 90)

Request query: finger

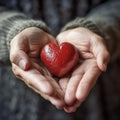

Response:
(64, 66), (84, 106)
(49, 96), (65, 110)
(27, 80), (65, 110)
(90, 36), (110, 71)
(27, 74), (65, 109)
(64, 106), (77, 113)
(12, 63), (54, 96)
(46, 76), (65, 99)
(64, 75), (81, 105)
(96, 51), (110, 71)
(76, 66), (101, 102)
(64, 100), (81, 113)
(10, 36), (30, 70)
(41, 76), (66, 110)
(10, 49), (30, 70)
(36, 88), (65, 110)
(59, 77), (69, 92)
(12, 63), (66, 109)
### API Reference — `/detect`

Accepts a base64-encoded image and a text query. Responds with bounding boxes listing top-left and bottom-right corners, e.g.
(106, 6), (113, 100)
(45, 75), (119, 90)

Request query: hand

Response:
(10, 27), (65, 109)
(57, 27), (110, 112)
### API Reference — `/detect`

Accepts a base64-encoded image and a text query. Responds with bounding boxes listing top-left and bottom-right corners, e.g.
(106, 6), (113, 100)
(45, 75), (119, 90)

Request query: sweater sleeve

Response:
(62, 0), (120, 61)
(0, 7), (51, 65)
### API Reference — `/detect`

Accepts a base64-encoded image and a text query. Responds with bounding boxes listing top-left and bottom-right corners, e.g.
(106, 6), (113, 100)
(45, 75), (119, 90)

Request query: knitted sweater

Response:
(0, 0), (120, 65)
(0, 0), (120, 120)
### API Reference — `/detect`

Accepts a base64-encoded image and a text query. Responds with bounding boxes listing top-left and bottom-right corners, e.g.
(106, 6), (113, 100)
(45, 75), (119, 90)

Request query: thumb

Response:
(90, 36), (110, 71)
(10, 49), (30, 70)
(96, 51), (110, 72)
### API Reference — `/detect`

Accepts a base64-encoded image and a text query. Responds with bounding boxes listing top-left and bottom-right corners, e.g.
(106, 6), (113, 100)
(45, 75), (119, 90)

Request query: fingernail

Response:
(18, 59), (26, 70)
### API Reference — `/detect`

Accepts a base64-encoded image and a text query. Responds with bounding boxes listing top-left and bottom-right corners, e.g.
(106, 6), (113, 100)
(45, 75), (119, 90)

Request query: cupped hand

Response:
(10, 27), (65, 109)
(57, 27), (110, 112)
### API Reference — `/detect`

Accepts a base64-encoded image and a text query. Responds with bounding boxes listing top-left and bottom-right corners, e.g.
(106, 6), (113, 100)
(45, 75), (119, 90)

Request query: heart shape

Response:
(40, 42), (79, 77)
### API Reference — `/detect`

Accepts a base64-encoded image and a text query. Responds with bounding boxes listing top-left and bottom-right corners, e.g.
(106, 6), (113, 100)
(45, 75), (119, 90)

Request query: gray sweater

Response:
(0, 0), (120, 65)
(0, 0), (120, 120)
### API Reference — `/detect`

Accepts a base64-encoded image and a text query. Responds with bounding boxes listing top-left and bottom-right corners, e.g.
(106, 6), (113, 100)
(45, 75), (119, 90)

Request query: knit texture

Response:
(61, 17), (103, 37)
(0, 10), (51, 65)
(86, 0), (120, 60)
(0, 0), (120, 120)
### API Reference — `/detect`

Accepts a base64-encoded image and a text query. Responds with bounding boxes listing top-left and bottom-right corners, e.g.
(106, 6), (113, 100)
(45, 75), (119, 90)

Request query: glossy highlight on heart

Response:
(40, 42), (79, 77)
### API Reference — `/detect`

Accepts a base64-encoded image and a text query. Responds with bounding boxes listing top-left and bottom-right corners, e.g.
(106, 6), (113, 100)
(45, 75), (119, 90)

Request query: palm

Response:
(57, 27), (106, 112)
(10, 27), (65, 109)
(25, 28), (100, 112)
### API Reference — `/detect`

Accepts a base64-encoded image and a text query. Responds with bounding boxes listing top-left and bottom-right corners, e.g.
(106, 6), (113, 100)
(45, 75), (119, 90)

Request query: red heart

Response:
(40, 42), (79, 77)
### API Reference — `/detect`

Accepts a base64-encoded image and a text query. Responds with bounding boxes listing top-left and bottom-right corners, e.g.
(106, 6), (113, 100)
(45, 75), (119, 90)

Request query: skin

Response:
(10, 27), (110, 113)
(57, 27), (110, 112)
(10, 27), (65, 109)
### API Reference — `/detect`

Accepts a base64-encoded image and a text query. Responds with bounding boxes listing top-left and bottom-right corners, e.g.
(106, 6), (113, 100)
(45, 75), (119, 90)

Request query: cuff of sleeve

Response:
(0, 11), (50, 65)
(61, 17), (103, 37)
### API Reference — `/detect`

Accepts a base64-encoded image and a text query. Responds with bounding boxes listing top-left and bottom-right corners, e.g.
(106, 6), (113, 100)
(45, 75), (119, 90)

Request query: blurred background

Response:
(0, 0), (120, 120)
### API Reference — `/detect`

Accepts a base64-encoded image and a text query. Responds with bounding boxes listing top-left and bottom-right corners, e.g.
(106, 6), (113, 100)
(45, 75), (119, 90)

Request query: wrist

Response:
(61, 17), (103, 37)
